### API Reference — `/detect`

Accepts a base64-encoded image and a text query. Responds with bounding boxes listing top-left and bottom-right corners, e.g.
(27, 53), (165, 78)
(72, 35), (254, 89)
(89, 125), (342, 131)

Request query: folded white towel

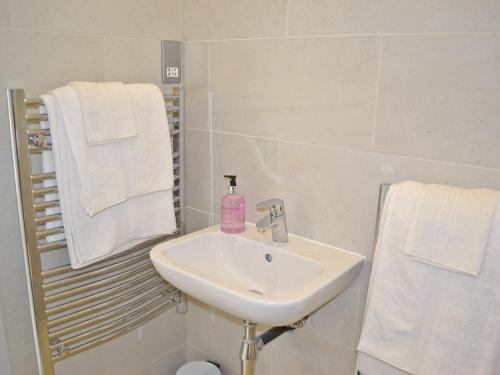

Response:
(41, 92), (177, 269)
(70, 81), (137, 145)
(53, 83), (174, 216)
(404, 183), (499, 276)
(52, 86), (129, 215)
(123, 84), (174, 198)
(357, 181), (500, 375)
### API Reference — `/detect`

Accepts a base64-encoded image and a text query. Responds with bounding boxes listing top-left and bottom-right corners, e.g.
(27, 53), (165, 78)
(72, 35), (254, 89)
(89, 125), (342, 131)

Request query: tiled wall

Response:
(0, 1), (183, 374)
(182, 1), (500, 374)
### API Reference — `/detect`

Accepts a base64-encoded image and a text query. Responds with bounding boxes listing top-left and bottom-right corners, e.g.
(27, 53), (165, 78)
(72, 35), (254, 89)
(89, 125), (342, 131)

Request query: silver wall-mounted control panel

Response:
(161, 40), (181, 84)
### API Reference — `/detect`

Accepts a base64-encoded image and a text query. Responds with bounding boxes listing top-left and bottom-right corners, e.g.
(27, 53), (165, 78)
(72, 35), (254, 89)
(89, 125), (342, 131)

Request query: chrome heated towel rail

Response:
(7, 87), (185, 375)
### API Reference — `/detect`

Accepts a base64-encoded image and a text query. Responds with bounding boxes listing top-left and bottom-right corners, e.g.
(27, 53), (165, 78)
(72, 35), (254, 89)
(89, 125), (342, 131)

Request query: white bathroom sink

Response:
(150, 225), (365, 326)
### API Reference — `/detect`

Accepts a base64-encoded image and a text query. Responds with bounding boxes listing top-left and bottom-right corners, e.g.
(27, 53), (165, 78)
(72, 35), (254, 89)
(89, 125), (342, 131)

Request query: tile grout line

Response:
(0, 26), (169, 42)
(275, 141), (281, 197)
(208, 43), (215, 223)
(370, 34), (384, 151)
(208, 130), (500, 173)
(302, 325), (357, 352)
(186, 206), (212, 216)
(180, 30), (500, 43)
(284, 0), (290, 37)
(132, 342), (186, 375)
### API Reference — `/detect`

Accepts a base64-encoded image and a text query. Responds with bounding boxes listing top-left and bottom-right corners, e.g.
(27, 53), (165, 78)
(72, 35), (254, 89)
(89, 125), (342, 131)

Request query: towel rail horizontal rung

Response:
(35, 214), (62, 226)
(29, 145), (51, 153)
(32, 187), (58, 197)
(48, 290), (175, 339)
(42, 247), (151, 280)
(26, 114), (48, 123)
(25, 97), (43, 107)
(43, 252), (151, 292)
(41, 233), (174, 279)
(27, 129), (50, 137)
(37, 227), (64, 241)
(51, 299), (178, 363)
(44, 264), (154, 305)
(164, 95), (179, 101)
(26, 97), (180, 106)
(50, 298), (175, 351)
(47, 282), (173, 329)
(168, 118), (179, 125)
(165, 106), (180, 113)
(34, 201), (60, 211)
(38, 241), (67, 253)
(31, 172), (56, 183)
(45, 273), (162, 317)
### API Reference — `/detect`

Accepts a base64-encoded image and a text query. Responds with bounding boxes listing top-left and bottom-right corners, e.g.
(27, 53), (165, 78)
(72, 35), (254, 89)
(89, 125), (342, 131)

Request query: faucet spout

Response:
(255, 199), (288, 243)
(256, 215), (277, 232)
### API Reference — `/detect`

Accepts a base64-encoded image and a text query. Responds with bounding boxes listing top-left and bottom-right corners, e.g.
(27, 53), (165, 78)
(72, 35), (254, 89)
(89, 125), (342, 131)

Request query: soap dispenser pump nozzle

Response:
(224, 175), (237, 193)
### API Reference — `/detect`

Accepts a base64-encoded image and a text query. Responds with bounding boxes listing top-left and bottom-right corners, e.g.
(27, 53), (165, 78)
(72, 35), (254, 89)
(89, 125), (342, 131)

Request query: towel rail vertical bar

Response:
(9, 89), (54, 374)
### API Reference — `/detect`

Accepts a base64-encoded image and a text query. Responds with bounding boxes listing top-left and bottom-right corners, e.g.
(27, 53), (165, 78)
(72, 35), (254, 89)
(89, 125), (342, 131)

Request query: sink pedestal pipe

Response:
(240, 318), (306, 375)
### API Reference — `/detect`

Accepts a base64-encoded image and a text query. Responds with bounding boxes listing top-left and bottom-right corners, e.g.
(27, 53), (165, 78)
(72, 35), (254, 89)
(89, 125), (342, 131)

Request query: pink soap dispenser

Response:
(220, 175), (245, 234)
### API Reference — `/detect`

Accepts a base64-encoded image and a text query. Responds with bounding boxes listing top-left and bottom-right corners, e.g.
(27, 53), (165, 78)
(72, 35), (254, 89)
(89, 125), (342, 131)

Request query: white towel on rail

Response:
(123, 84), (175, 198)
(69, 81), (137, 145)
(54, 83), (174, 215)
(404, 183), (499, 276)
(357, 181), (500, 375)
(41, 90), (177, 269)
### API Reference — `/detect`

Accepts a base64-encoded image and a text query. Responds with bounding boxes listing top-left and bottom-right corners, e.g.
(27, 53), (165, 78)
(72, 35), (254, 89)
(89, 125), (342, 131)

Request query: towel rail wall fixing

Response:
(7, 87), (186, 375)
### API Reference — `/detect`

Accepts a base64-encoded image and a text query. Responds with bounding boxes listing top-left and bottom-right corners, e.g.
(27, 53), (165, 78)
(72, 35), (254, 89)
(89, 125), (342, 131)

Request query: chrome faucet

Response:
(256, 199), (288, 243)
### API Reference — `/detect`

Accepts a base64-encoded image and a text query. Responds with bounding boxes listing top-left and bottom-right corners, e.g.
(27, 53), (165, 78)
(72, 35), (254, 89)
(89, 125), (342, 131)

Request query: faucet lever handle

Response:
(256, 198), (284, 211)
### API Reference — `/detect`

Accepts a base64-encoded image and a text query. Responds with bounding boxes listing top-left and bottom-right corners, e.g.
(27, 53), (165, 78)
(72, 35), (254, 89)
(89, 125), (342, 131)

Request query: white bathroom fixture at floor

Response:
(150, 224), (365, 326)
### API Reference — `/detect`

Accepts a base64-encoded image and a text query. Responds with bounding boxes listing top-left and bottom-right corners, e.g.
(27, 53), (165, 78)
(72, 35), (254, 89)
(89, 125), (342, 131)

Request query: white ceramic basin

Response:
(150, 225), (365, 326)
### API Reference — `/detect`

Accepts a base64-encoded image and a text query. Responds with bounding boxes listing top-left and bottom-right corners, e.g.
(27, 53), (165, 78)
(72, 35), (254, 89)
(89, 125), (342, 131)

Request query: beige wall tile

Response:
(278, 142), (382, 256)
(185, 129), (212, 211)
(374, 34), (500, 169)
(8, 343), (38, 375)
(183, 42), (210, 130)
(288, 0), (378, 35)
(211, 37), (380, 151)
(278, 142), (500, 258)
(0, 0), (10, 27)
(378, 0), (500, 33)
(0, 305), (11, 375)
(134, 345), (185, 375)
(8, 0), (99, 34)
(182, 0), (287, 41)
(307, 281), (360, 349)
(271, 328), (356, 375)
(288, 0), (500, 35)
(104, 37), (163, 87)
(185, 298), (217, 356)
(186, 208), (211, 233)
(212, 133), (279, 222)
(0, 147), (22, 255)
(0, 30), (105, 146)
(9, 0), (181, 39)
